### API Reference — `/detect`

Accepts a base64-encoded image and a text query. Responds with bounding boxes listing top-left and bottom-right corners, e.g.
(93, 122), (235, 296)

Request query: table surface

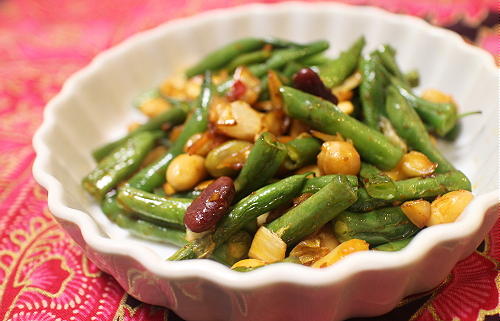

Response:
(0, 1), (498, 320)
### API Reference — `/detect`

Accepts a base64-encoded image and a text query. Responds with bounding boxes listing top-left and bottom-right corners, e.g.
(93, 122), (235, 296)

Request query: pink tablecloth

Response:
(0, 1), (498, 320)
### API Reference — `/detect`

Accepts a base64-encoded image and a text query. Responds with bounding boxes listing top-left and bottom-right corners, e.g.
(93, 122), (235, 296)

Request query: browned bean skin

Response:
(293, 68), (338, 105)
(184, 176), (235, 232)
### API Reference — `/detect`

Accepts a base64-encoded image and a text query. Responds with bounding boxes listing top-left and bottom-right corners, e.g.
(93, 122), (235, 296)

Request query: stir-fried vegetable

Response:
(83, 37), (476, 271)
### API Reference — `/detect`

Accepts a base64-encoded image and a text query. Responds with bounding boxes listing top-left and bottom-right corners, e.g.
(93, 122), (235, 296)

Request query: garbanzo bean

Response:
(139, 97), (171, 118)
(427, 190), (474, 226)
(400, 199), (431, 228)
(166, 154), (207, 191)
(400, 151), (437, 177)
(317, 141), (360, 175)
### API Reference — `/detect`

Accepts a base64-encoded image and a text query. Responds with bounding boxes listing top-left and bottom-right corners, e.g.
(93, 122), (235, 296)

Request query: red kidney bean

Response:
(184, 176), (235, 232)
(293, 68), (338, 105)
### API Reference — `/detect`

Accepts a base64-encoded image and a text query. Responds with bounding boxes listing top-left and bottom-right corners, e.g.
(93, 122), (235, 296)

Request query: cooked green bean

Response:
(283, 136), (322, 171)
(281, 86), (404, 170)
(186, 38), (265, 77)
(359, 53), (387, 129)
(116, 186), (191, 229)
(227, 49), (271, 72)
(234, 132), (287, 198)
(92, 106), (188, 161)
(318, 36), (365, 88)
(267, 175), (358, 245)
(349, 171), (471, 211)
(128, 72), (214, 192)
(83, 131), (157, 200)
(249, 41), (329, 77)
(375, 237), (413, 251)
(385, 86), (456, 173)
(301, 175), (358, 194)
(360, 163), (397, 200)
(334, 207), (420, 245)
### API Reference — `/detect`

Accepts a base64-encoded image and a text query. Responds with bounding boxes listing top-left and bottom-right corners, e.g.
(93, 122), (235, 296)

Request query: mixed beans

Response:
(83, 37), (476, 270)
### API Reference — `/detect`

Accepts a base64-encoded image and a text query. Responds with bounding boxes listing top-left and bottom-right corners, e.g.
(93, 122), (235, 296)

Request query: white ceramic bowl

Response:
(32, 3), (498, 321)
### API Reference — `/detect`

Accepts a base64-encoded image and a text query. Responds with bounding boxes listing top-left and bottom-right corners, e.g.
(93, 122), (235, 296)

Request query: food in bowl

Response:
(82, 36), (476, 271)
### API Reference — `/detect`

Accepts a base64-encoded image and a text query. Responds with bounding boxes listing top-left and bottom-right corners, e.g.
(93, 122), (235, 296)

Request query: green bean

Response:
(92, 106), (188, 161)
(264, 38), (304, 48)
(390, 75), (457, 137)
(318, 36), (365, 88)
(210, 231), (252, 266)
(101, 196), (187, 247)
(299, 53), (331, 67)
(267, 175), (358, 246)
(282, 137), (322, 171)
(301, 175), (358, 194)
(404, 70), (420, 88)
(375, 45), (405, 81)
(385, 86), (456, 173)
(249, 41), (329, 78)
(281, 86), (404, 170)
(334, 207), (420, 246)
(359, 53), (387, 129)
(360, 163), (397, 200)
(234, 132), (287, 199)
(168, 174), (309, 261)
(374, 237), (413, 251)
(186, 38), (265, 77)
(127, 72), (214, 192)
(227, 49), (271, 72)
(83, 132), (157, 200)
(349, 171), (471, 211)
(116, 186), (191, 229)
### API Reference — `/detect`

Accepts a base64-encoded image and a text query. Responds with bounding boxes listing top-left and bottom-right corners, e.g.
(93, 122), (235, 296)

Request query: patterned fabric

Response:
(0, 1), (498, 320)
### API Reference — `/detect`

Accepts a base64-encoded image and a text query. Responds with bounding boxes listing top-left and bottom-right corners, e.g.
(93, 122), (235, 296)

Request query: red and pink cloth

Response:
(0, 1), (498, 320)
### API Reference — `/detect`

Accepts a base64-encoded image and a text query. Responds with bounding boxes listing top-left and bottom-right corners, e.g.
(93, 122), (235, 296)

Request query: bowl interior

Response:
(36, 4), (498, 260)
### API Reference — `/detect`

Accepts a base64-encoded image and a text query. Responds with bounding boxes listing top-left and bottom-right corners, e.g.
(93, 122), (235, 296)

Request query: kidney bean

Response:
(184, 176), (235, 232)
(292, 68), (338, 105)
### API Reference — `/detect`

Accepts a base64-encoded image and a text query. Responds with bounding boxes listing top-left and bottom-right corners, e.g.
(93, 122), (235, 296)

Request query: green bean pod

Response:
(318, 36), (366, 88)
(374, 237), (414, 251)
(186, 38), (265, 77)
(334, 207), (420, 246)
(281, 86), (404, 170)
(283, 137), (322, 171)
(249, 41), (330, 78)
(92, 106), (188, 162)
(101, 196), (187, 247)
(360, 163), (397, 200)
(116, 186), (191, 229)
(168, 174), (309, 261)
(127, 73), (214, 192)
(359, 53), (387, 129)
(227, 49), (271, 72)
(301, 175), (358, 194)
(349, 171), (471, 212)
(234, 132), (288, 198)
(385, 86), (456, 173)
(83, 131), (157, 200)
(390, 76), (457, 137)
(267, 175), (358, 246)
(210, 231), (252, 266)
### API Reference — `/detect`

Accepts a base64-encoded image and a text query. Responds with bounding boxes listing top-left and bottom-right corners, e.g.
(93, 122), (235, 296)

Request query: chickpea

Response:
(295, 164), (321, 177)
(400, 199), (431, 228)
(421, 89), (454, 104)
(427, 190), (474, 226)
(400, 151), (437, 177)
(317, 141), (361, 175)
(139, 97), (171, 118)
(166, 154), (207, 191)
